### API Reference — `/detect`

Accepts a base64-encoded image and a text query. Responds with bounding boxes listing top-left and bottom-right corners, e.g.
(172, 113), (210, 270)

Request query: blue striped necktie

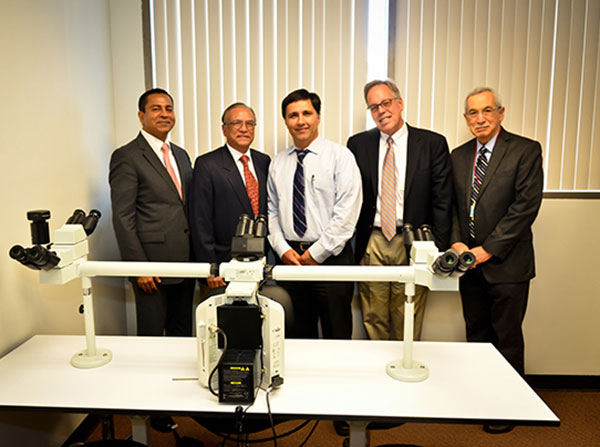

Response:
(469, 147), (488, 239)
(293, 149), (308, 237)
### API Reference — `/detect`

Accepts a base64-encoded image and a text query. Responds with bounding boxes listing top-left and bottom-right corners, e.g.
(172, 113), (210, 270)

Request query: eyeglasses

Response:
(367, 98), (397, 113)
(466, 107), (501, 120)
(224, 120), (257, 129)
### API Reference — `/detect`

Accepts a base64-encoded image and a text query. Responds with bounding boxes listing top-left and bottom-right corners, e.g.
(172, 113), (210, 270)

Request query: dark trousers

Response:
(132, 278), (195, 336)
(459, 267), (529, 374)
(276, 242), (354, 340)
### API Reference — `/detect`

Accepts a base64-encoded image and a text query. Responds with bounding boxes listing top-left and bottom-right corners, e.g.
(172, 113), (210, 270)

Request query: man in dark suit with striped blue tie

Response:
(450, 87), (543, 434)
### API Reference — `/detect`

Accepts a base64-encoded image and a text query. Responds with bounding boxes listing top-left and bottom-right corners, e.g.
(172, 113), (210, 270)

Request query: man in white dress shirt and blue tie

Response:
(267, 89), (362, 340)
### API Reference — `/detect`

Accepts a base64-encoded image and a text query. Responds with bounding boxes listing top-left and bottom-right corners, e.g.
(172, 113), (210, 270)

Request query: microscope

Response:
(195, 214), (285, 403)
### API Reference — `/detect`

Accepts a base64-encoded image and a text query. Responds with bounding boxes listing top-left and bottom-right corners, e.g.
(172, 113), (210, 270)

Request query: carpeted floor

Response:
(87, 390), (599, 446)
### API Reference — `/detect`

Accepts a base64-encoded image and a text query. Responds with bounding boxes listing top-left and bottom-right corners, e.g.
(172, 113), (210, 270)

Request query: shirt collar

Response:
(380, 121), (407, 145)
(288, 135), (322, 156)
(141, 129), (170, 152)
(226, 143), (250, 162)
(477, 130), (500, 153)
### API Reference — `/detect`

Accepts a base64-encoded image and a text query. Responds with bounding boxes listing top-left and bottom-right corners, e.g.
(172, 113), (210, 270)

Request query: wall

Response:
(0, 0), (144, 444)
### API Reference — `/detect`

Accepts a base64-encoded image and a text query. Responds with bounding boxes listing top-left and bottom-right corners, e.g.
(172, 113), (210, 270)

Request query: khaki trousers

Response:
(359, 229), (428, 340)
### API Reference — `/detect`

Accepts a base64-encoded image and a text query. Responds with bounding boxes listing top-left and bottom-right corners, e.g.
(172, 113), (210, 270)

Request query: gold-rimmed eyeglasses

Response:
(224, 120), (257, 129)
(466, 107), (501, 120)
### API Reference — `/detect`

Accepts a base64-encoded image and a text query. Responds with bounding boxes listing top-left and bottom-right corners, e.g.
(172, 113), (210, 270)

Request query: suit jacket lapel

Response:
(137, 133), (181, 199)
(367, 130), (380, 199)
(251, 150), (267, 214)
(404, 124), (420, 200)
(221, 146), (254, 215)
(171, 144), (189, 202)
(478, 128), (508, 199)
(463, 140), (477, 211)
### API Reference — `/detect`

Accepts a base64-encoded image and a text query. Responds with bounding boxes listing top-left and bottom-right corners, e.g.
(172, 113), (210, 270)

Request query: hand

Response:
(470, 246), (492, 266)
(207, 275), (226, 289)
(451, 242), (470, 254)
(137, 276), (161, 294)
(281, 249), (302, 266)
(299, 250), (318, 265)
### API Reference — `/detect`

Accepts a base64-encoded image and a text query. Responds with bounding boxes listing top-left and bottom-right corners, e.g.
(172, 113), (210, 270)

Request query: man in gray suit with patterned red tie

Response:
(110, 88), (195, 337)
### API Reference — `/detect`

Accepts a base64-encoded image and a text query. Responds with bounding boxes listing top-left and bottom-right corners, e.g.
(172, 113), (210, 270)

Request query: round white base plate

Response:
(386, 359), (429, 382)
(70, 348), (112, 369)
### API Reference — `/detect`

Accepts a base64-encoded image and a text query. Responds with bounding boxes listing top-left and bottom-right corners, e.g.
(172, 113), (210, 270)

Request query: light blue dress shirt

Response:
(267, 136), (363, 264)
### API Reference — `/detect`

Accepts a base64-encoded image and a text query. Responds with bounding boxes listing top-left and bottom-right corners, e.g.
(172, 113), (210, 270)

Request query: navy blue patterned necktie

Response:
(293, 149), (308, 237)
(469, 147), (488, 239)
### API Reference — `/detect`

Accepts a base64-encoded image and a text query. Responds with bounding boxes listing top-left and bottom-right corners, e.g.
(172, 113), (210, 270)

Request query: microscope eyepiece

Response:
(26, 245), (60, 271)
(432, 248), (459, 277)
(82, 209), (102, 235)
(66, 209), (86, 224)
(450, 251), (476, 277)
(254, 215), (267, 238)
(417, 224), (434, 242)
(402, 223), (415, 246)
(235, 214), (253, 237)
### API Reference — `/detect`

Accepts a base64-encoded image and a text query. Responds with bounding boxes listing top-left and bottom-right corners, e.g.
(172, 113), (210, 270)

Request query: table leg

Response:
(130, 415), (152, 446)
(348, 420), (370, 447)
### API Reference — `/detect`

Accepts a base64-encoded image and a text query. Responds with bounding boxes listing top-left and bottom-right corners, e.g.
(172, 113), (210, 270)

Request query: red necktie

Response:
(161, 143), (183, 200)
(240, 155), (259, 216)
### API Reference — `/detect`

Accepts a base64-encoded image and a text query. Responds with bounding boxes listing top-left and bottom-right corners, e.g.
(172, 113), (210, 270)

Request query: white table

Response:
(0, 335), (559, 446)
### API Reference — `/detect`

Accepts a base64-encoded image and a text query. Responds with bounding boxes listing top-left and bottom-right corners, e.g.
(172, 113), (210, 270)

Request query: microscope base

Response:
(386, 359), (429, 382)
(70, 348), (112, 368)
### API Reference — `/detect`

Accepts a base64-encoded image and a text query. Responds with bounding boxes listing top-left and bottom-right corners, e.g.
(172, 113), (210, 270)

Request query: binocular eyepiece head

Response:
(431, 248), (476, 278)
(231, 214), (267, 261)
(9, 244), (60, 271)
(66, 209), (101, 235)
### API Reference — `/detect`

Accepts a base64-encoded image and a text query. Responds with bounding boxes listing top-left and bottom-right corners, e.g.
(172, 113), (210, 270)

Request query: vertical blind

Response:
(390, 0), (600, 191)
(149, 0), (370, 159)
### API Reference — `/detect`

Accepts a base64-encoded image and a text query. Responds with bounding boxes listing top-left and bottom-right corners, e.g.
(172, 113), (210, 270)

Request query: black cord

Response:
(208, 327), (228, 397)
(297, 420), (319, 447)
(205, 420), (313, 444)
(265, 385), (277, 447)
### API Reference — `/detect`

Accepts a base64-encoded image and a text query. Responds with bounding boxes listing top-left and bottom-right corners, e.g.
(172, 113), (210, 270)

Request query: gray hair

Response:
(363, 79), (403, 104)
(221, 102), (257, 124)
(464, 87), (503, 114)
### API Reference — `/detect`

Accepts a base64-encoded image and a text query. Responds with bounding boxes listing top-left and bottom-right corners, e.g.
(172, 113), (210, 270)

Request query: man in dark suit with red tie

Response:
(110, 88), (195, 337)
(451, 87), (543, 433)
(347, 79), (453, 341)
(188, 103), (270, 290)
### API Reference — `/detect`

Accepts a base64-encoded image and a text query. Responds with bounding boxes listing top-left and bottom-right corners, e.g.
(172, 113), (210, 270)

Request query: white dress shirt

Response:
(141, 129), (182, 185)
(267, 136), (362, 264)
(226, 144), (258, 187)
(374, 122), (408, 227)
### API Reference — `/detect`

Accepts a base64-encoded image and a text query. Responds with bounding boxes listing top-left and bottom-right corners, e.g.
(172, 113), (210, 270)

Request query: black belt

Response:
(373, 226), (403, 235)
(286, 240), (314, 253)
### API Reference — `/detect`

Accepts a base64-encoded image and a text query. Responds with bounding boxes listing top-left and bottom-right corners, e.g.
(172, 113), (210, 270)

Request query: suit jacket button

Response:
(184, 229), (189, 234)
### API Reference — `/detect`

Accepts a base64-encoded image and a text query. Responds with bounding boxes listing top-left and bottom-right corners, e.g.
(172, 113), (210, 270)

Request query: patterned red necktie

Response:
(161, 143), (183, 200)
(240, 155), (259, 216)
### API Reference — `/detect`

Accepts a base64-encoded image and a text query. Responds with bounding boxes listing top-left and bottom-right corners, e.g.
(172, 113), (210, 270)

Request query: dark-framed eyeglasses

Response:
(367, 98), (397, 113)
